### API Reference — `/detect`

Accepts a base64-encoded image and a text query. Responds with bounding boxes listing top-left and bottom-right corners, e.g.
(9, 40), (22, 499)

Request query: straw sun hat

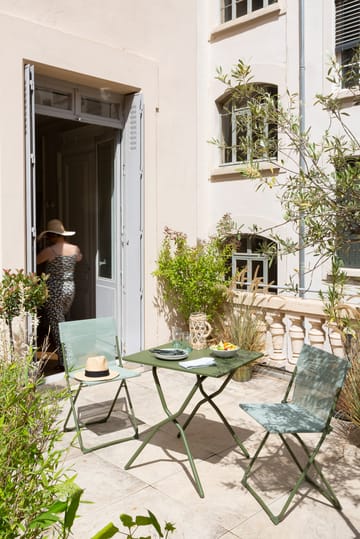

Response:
(74, 355), (119, 382)
(37, 219), (75, 240)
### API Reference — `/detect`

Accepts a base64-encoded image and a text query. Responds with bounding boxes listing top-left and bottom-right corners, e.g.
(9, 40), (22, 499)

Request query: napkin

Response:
(179, 357), (216, 369)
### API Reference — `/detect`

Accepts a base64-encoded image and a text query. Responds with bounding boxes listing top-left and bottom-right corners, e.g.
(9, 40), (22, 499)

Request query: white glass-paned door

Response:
(96, 137), (118, 319)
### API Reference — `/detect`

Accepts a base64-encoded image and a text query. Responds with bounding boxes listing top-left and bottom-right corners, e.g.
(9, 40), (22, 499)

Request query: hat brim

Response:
(37, 230), (76, 240)
(73, 369), (120, 382)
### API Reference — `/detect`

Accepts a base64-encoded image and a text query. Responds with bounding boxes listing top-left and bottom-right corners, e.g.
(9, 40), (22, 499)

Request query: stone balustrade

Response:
(231, 291), (346, 371)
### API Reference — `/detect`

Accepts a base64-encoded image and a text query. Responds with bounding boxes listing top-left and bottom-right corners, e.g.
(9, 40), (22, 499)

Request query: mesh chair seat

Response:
(68, 365), (139, 385)
(240, 403), (327, 433)
(239, 344), (349, 525)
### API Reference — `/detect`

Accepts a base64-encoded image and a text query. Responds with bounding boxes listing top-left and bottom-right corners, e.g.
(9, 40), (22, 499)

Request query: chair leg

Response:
(123, 380), (139, 438)
(290, 433), (342, 509)
(63, 378), (139, 454)
(241, 432), (283, 524)
(242, 431), (342, 525)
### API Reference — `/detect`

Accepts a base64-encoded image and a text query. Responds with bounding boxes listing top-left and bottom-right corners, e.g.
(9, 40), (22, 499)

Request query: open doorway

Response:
(25, 66), (144, 358)
(35, 116), (119, 321)
(35, 116), (120, 356)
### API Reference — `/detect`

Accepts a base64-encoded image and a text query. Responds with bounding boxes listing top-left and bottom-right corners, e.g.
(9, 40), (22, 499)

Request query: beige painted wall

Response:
(0, 2), (200, 346)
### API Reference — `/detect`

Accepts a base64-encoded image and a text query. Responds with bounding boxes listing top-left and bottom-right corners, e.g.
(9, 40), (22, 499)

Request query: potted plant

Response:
(153, 227), (231, 334)
(222, 268), (266, 381)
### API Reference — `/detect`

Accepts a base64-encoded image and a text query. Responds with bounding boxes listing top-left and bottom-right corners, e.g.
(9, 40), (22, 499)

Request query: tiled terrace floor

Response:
(46, 364), (360, 538)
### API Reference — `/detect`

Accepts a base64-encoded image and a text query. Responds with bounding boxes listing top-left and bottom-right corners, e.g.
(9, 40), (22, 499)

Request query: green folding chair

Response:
(59, 317), (140, 453)
(240, 344), (349, 525)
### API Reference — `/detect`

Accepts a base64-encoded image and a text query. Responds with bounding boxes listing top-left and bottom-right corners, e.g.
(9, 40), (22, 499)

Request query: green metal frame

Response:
(242, 396), (341, 525)
(124, 347), (262, 497)
(125, 366), (205, 496)
(178, 373), (250, 457)
(63, 368), (139, 454)
(60, 319), (139, 454)
(240, 344), (349, 525)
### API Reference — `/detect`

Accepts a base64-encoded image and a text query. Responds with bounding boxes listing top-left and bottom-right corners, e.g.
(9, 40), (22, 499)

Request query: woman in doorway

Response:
(37, 219), (82, 369)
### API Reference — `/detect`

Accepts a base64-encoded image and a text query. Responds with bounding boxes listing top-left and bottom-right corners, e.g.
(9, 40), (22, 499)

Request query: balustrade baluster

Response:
(268, 312), (286, 363)
(288, 314), (305, 364)
(327, 323), (345, 358)
(308, 317), (326, 349)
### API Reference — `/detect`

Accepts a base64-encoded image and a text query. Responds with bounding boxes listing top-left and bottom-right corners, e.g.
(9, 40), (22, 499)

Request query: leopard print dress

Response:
(44, 254), (78, 365)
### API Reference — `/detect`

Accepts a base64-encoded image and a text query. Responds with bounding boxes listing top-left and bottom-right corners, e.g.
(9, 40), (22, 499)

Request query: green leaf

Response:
(64, 484), (84, 529)
(147, 509), (163, 536)
(165, 521), (176, 532)
(90, 522), (119, 539)
(135, 515), (153, 526)
(120, 513), (136, 528)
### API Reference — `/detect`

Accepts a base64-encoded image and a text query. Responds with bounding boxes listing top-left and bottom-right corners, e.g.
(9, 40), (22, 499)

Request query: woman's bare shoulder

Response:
(64, 242), (82, 261)
(36, 246), (52, 265)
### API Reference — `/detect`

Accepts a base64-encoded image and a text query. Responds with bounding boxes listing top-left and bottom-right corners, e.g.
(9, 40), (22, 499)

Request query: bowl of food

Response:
(210, 341), (240, 358)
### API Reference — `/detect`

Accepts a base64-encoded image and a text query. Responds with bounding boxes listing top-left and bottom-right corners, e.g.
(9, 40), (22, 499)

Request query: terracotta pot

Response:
(232, 364), (252, 382)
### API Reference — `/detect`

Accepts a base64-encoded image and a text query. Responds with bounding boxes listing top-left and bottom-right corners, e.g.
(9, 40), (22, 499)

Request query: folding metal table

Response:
(124, 346), (263, 497)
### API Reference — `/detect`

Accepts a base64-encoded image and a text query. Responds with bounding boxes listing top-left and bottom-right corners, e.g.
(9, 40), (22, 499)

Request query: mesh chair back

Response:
(292, 344), (349, 423)
(59, 317), (120, 372)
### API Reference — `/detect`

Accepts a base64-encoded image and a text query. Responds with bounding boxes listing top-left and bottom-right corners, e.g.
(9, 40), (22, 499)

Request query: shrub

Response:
(0, 345), (68, 538)
(0, 269), (48, 323)
(153, 227), (230, 327)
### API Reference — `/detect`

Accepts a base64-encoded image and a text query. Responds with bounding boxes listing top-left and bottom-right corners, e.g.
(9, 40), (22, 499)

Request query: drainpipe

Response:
(299, 0), (306, 297)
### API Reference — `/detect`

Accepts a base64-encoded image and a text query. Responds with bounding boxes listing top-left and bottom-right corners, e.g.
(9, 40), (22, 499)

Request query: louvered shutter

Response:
(121, 93), (144, 355)
(336, 0), (360, 52)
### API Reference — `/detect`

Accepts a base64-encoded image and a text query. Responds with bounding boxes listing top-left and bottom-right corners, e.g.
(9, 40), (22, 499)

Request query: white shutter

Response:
(121, 93), (144, 355)
(24, 64), (37, 273)
(336, 0), (360, 52)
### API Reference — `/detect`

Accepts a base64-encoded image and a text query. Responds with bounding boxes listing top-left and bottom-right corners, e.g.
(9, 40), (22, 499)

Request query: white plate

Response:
(152, 348), (189, 361)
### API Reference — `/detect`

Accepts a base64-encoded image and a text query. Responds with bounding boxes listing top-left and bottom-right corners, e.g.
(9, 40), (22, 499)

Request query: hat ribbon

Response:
(84, 368), (110, 378)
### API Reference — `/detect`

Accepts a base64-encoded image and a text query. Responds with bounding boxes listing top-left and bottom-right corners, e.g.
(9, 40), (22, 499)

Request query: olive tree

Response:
(210, 56), (360, 269)
(211, 55), (360, 427)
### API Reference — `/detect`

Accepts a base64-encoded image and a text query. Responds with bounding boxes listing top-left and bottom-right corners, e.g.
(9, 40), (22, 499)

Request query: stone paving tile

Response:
(46, 365), (360, 539)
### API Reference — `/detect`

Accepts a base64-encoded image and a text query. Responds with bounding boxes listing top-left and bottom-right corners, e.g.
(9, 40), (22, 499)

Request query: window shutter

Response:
(121, 93), (144, 355)
(336, 0), (360, 52)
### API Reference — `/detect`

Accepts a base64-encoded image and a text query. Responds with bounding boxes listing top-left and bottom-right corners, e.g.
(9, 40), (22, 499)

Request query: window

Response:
(231, 234), (277, 293)
(218, 85), (277, 164)
(34, 75), (124, 127)
(221, 0), (277, 23)
(336, 159), (360, 269)
(81, 96), (121, 120)
(335, 0), (360, 88)
(35, 87), (73, 111)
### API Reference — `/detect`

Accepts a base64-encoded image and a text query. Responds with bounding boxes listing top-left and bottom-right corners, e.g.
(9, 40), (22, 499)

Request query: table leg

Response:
(124, 367), (205, 498)
(179, 374), (250, 458)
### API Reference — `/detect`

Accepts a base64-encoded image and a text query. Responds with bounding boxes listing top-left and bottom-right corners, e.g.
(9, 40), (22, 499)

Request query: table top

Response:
(124, 346), (263, 378)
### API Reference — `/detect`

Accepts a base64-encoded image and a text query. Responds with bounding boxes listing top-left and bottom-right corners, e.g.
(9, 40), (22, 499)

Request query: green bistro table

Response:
(124, 346), (263, 497)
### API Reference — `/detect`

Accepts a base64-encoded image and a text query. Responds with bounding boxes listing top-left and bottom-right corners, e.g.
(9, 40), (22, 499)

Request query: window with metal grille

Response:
(231, 234), (278, 293)
(335, 0), (360, 88)
(221, 0), (277, 23)
(219, 85), (277, 164)
(336, 158), (360, 269)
